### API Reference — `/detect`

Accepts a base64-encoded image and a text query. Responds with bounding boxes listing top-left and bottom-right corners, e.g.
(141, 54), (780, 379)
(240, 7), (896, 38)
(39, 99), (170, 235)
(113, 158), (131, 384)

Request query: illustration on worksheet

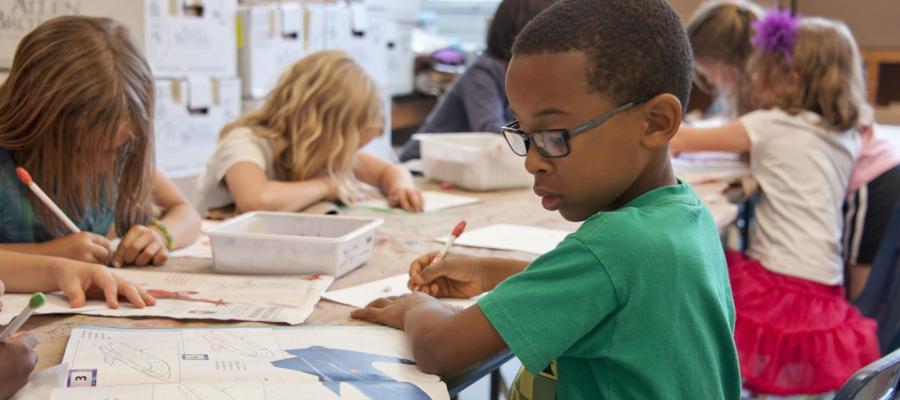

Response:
(177, 383), (236, 400)
(200, 331), (276, 359)
(99, 342), (172, 381)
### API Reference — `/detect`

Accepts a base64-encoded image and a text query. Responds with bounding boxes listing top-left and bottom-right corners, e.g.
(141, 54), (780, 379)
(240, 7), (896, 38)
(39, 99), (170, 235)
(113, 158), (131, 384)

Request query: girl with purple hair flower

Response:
(671, 8), (880, 397)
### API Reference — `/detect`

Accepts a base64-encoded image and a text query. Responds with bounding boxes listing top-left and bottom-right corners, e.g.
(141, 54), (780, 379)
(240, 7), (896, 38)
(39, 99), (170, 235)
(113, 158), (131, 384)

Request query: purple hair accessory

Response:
(752, 7), (800, 64)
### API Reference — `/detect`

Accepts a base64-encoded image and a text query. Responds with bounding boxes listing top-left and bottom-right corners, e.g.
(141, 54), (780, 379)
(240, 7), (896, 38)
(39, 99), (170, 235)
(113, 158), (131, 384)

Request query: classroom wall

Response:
(667, 0), (900, 49)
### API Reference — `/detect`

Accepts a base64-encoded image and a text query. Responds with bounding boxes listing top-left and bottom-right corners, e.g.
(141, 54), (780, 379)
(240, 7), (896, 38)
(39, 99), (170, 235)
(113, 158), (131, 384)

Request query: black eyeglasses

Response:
(500, 96), (652, 158)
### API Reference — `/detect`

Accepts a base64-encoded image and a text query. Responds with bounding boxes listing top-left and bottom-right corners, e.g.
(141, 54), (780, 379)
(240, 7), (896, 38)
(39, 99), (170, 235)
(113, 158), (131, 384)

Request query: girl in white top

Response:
(197, 51), (423, 216)
(671, 13), (878, 396)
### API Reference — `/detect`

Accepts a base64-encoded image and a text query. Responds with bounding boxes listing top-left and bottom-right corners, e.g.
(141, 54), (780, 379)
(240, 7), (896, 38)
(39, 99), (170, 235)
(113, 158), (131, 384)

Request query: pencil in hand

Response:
(16, 167), (80, 233)
(413, 220), (467, 293)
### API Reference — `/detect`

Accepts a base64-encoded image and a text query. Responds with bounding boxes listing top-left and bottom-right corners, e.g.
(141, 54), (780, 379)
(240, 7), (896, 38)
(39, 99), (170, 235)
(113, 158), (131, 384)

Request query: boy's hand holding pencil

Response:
(407, 252), (489, 299)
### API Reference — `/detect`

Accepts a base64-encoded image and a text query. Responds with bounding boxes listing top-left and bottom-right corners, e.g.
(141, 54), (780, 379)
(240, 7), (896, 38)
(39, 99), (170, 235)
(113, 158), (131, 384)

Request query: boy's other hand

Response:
(351, 293), (451, 329)
(408, 252), (487, 298)
(0, 332), (37, 399)
(49, 259), (156, 309)
(112, 225), (168, 268)
(47, 232), (110, 264)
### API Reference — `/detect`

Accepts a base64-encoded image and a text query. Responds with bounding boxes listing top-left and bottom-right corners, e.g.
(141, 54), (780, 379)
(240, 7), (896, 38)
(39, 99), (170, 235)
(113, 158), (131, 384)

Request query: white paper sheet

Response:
(437, 224), (571, 255)
(50, 326), (450, 400)
(352, 191), (480, 213)
(323, 274), (480, 309)
(0, 270), (333, 325)
(11, 363), (68, 400)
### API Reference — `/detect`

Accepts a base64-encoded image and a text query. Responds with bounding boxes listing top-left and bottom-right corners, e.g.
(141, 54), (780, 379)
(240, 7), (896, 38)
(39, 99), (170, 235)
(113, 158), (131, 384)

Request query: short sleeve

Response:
(208, 128), (271, 183)
(740, 109), (785, 148)
(477, 237), (619, 374)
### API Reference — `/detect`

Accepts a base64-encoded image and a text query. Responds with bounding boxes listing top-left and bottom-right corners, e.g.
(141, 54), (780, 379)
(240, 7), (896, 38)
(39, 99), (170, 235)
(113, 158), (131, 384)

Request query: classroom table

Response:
(22, 180), (738, 397)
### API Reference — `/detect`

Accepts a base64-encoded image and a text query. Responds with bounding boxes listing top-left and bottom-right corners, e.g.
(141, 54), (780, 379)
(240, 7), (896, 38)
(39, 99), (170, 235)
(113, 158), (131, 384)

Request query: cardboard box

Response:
(238, 2), (305, 98)
(0, 0), (237, 76)
(155, 76), (241, 178)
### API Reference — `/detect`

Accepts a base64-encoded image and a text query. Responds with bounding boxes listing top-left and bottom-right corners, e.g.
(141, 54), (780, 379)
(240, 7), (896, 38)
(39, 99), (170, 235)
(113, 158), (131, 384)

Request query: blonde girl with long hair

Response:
(197, 50), (423, 215)
(671, 13), (880, 395)
(0, 16), (201, 268)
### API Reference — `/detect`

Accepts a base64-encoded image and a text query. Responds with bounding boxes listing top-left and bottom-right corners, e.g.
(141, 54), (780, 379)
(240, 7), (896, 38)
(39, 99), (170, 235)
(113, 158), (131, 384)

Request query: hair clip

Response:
(752, 6), (800, 64)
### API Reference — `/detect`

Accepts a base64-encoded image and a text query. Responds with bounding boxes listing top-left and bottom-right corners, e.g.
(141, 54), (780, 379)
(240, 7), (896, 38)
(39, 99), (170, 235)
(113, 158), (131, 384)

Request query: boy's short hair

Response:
(512, 0), (694, 110)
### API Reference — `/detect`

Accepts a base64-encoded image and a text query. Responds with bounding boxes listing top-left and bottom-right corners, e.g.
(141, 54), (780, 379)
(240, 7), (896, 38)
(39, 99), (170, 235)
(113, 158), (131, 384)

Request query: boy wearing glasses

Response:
(353, 0), (741, 398)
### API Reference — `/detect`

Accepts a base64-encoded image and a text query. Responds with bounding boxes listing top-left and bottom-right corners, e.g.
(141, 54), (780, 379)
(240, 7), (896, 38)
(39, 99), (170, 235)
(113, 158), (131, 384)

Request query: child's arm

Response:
(353, 294), (506, 375)
(112, 170), (202, 267)
(0, 332), (36, 400)
(0, 233), (111, 264)
(669, 120), (751, 154)
(0, 250), (155, 308)
(153, 170), (201, 248)
(354, 152), (424, 212)
(224, 162), (338, 212)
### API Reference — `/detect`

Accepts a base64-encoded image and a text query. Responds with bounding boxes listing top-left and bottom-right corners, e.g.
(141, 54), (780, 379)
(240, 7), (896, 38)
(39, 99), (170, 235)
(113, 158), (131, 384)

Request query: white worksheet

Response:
(352, 191), (480, 212)
(0, 269), (333, 325)
(49, 326), (450, 400)
(437, 224), (571, 255)
(323, 274), (480, 309)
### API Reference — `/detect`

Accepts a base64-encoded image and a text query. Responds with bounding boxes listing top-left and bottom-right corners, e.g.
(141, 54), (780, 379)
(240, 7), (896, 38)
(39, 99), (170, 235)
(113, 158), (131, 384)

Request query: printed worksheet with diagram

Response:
(50, 326), (450, 400)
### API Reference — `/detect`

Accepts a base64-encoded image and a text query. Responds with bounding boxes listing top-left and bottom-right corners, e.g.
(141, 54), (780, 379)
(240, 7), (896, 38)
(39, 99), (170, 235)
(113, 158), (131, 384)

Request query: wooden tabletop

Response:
(24, 181), (737, 371)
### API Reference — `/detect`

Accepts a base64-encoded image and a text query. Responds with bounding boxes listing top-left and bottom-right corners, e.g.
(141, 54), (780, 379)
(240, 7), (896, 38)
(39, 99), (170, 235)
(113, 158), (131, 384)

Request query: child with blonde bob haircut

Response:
(198, 51), (422, 215)
(672, 13), (879, 396)
(0, 16), (201, 268)
(686, 0), (762, 117)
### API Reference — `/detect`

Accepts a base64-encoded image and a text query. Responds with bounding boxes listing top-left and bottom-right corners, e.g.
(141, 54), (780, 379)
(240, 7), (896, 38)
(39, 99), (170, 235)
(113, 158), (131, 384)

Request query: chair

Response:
(833, 347), (900, 400)
(854, 200), (900, 354)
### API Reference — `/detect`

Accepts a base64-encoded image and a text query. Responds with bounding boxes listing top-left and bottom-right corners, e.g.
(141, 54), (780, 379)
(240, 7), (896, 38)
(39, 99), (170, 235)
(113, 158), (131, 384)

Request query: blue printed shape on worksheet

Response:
(271, 346), (431, 400)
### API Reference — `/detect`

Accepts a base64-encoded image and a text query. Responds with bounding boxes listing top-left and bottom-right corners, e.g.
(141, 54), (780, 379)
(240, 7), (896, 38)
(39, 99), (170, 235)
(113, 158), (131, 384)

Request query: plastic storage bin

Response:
(415, 133), (532, 191)
(206, 212), (383, 277)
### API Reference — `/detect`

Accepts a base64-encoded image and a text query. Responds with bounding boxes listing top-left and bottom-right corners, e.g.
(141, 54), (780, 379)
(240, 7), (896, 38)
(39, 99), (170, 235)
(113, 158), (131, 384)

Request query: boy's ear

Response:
(641, 94), (682, 149)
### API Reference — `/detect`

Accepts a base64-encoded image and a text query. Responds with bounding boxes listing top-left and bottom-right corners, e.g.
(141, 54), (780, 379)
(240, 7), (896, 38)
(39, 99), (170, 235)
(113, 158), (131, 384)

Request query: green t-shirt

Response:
(478, 182), (740, 399)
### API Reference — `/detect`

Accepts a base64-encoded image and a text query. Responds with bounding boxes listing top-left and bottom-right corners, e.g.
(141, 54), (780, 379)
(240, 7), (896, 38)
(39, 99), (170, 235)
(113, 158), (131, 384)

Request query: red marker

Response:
(16, 167), (80, 233)
(414, 220), (467, 292)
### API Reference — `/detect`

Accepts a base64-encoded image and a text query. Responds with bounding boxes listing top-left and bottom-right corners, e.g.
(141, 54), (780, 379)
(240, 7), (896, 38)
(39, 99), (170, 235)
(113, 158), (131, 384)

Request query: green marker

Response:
(0, 293), (46, 342)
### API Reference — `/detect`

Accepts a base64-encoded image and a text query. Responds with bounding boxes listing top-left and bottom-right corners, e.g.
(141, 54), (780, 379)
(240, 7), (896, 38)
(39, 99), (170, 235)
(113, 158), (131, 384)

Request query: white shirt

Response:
(740, 109), (860, 285)
(195, 127), (276, 213)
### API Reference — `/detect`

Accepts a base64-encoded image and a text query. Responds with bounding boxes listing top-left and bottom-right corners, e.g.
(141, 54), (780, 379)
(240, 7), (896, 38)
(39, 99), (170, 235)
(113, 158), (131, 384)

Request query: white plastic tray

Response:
(415, 133), (532, 191)
(206, 212), (383, 277)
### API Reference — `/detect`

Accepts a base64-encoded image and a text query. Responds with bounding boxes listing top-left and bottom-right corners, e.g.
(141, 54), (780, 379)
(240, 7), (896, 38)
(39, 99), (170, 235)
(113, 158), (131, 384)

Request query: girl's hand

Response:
(50, 258), (156, 309)
(387, 184), (424, 212)
(45, 232), (111, 264)
(112, 225), (167, 268)
(318, 176), (341, 201)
